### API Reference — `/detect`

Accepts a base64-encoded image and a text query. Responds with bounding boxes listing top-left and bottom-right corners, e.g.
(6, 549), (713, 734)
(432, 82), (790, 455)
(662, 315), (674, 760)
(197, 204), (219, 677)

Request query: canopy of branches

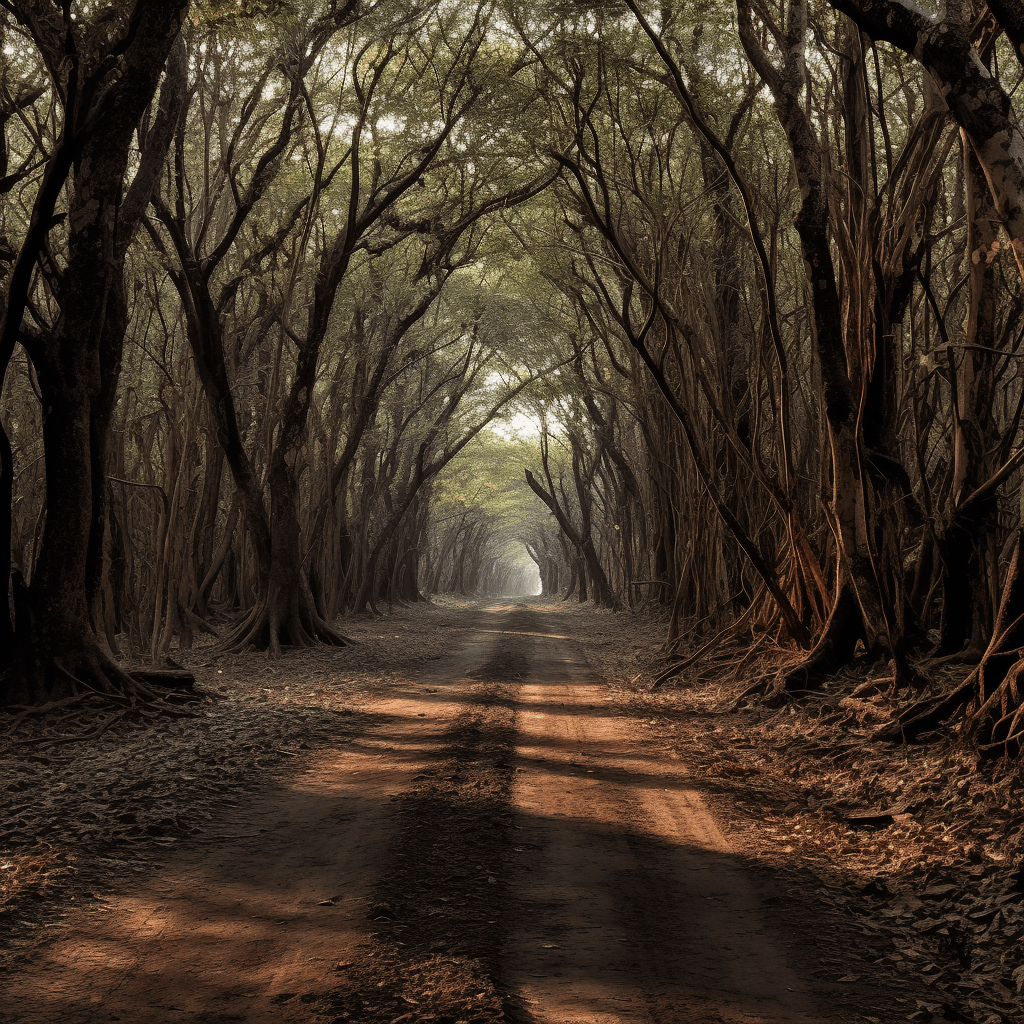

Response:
(4, 0), (1024, 754)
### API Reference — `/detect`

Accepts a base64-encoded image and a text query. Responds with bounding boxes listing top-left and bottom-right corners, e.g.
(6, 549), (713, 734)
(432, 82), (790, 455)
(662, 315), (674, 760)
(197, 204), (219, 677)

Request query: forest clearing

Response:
(8, 0), (1024, 1021)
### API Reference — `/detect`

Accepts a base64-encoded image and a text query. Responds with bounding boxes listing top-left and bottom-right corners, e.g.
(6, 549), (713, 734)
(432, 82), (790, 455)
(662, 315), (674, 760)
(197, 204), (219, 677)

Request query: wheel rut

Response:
(502, 616), (819, 1024)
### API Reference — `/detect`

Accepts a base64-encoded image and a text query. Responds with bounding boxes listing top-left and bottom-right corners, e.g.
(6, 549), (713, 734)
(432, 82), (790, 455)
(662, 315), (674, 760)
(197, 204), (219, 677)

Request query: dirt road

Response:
(506, 626), (817, 1024)
(2, 605), (900, 1023)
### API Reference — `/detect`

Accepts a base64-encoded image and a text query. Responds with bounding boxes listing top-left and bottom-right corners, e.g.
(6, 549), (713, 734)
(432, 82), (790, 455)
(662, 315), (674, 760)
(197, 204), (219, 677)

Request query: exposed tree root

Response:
(222, 587), (353, 656)
(873, 679), (975, 744)
(15, 707), (131, 748)
(3, 684), (199, 742)
(782, 582), (864, 693)
(871, 534), (1024, 751)
(651, 598), (764, 691)
(973, 659), (1024, 758)
(849, 677), (890, 699)
(1, 640), (201, 745)
(860, 655), (1019, 748)
(3, 643), (145, 705)
(3, 692), (113, 734)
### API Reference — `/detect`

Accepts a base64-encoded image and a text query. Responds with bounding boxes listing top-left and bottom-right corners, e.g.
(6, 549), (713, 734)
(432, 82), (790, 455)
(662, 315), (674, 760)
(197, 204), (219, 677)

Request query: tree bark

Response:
(938, 135), (1003, 654)
(2, 2), (190, 704)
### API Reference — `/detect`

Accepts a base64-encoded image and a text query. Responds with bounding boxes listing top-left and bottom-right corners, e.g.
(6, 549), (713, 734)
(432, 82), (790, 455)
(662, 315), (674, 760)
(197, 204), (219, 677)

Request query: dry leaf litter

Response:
(594, 615), (1024, 1024)
(0, 601), (467, 975)
(4, 598), (1021, 1024)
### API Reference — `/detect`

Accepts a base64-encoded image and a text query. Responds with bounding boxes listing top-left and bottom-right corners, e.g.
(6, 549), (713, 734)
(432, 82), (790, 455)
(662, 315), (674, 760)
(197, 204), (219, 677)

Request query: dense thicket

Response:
(6, 0), (1024, 753)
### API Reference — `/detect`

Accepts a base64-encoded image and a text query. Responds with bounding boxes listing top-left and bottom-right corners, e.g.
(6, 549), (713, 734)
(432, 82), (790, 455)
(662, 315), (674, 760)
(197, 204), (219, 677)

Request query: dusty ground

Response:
(614, 628), (1024, 1024)
(0, 599), (1018, 1023)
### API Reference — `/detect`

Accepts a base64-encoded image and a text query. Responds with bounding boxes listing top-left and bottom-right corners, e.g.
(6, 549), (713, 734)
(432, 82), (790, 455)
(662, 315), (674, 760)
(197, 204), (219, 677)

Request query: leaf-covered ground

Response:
(611, 631), (1024, 1024)
(0, 601), (468, 972)
(2, 599), (1022, 1024)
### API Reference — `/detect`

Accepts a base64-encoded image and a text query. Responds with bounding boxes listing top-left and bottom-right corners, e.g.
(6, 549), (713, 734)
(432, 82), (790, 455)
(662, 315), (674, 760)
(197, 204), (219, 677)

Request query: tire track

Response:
(322, 609), (536, 1024)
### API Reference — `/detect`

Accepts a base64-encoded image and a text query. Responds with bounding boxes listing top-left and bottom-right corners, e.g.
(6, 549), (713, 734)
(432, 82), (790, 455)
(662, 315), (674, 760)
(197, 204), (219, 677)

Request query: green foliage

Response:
(192, 0), (300, 33)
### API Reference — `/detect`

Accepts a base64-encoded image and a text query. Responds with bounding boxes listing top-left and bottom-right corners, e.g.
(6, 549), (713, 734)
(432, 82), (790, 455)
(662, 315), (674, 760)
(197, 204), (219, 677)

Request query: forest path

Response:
(503, 622), (818, 1024)
(4, 605), (881, 1024)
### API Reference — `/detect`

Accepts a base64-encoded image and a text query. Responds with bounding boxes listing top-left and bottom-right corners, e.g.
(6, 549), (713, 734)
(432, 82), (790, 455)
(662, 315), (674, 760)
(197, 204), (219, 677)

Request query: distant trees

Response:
(423, 431), (550, 599)
(146, 3), (540, 650)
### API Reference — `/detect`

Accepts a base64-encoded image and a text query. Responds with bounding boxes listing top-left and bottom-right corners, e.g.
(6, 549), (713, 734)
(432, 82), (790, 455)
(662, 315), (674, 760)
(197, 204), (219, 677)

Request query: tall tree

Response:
(1, 1), (189, 703)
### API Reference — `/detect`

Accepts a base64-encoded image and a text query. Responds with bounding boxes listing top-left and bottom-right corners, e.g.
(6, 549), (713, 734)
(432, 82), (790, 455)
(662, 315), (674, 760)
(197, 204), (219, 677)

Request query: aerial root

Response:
(977, 704), (1024, 757)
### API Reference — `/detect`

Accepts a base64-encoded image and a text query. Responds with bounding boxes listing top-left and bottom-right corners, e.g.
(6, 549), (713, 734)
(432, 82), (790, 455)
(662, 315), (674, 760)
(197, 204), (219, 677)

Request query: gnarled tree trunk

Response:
(2, 5), (189, 704)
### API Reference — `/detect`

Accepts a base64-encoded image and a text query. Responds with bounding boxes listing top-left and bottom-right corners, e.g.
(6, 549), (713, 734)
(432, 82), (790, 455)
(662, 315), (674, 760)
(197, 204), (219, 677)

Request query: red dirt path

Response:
(1, 605), (908, 1023)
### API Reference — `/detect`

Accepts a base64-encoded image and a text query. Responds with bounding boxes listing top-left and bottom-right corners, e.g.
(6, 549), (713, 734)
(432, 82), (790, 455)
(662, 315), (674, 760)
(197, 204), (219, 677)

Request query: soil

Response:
(0, 600), (1011, 1023)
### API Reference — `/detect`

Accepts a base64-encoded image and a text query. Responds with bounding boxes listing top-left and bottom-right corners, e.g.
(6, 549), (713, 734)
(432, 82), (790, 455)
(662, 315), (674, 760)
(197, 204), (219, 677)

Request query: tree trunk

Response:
(939, 137), (1003, 655)
(2, 5), (189, 704)
(737, 0), (898, 684)
(226, 448), (345, 654)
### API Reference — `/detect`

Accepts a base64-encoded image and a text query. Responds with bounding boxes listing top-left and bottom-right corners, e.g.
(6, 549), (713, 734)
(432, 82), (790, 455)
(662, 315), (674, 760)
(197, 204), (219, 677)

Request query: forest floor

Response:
(0, 599), (1021, 1024)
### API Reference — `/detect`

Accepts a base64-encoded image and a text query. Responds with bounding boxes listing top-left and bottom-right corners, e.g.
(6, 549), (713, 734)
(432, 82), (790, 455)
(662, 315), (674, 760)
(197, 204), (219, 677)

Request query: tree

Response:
(1, 1), (189, 703)
(818, 0), (1024, 746)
